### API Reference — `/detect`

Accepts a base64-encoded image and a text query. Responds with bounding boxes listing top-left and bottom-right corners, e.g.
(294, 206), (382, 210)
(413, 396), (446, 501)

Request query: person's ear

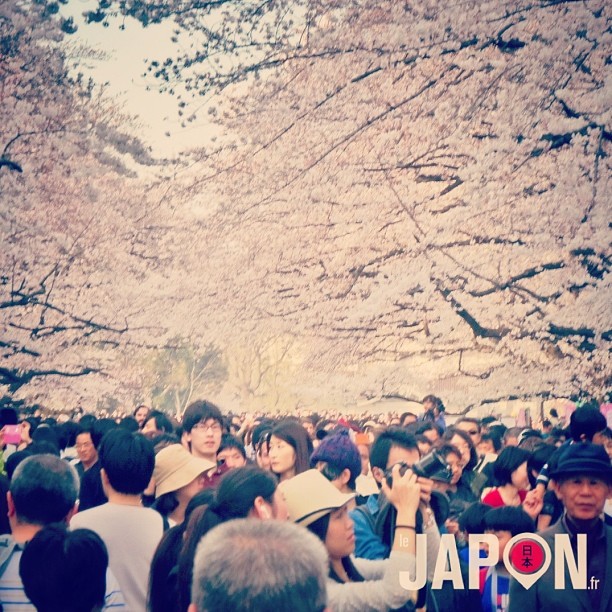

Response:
(253, 496), (272, 520)
(100, 467), (109, 487)
(187, 604), (198, 612)
(6, 491), (15, 518)
(65, 502), (79, 524)
(371, 466), (384, 484)
(100, 467), (111, 497)
(340, 468), (351, 486)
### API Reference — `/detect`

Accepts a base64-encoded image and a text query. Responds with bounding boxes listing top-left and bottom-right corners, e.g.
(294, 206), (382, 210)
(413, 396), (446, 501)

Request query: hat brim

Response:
(296, 501), (354, 527)
(280, 470), (356, 526)
(155, 457), (215, 498)
(550, 467), (612, 482)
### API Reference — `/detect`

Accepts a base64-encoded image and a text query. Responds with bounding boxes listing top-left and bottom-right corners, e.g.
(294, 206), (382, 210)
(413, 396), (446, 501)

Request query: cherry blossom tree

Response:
(74, 0), (611, 410)
(6, 0), (608, 412)
(0, 0), (175, 408)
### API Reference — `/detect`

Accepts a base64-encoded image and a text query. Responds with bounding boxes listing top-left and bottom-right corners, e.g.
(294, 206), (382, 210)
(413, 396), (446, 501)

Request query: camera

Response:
(384, 450), (453, 487)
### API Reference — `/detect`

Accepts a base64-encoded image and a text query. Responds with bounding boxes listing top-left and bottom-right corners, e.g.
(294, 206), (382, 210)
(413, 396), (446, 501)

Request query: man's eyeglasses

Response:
(192, 422), (222, 433)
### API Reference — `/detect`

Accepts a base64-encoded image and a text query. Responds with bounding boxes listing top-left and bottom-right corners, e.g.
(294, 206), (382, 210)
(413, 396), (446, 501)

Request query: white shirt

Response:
(71, 502), (164, 612)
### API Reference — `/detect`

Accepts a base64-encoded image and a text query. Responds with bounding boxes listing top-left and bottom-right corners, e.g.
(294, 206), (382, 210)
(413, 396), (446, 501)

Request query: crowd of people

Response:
(0, 395), (609, 612)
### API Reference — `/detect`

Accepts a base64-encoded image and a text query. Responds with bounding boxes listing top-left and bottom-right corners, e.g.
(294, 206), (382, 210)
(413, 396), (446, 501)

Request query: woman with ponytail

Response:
(149, 465), (287, 612)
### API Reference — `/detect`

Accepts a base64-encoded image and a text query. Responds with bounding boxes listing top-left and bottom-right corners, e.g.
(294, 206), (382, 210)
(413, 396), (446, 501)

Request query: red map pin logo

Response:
(504, 533), (551, 589)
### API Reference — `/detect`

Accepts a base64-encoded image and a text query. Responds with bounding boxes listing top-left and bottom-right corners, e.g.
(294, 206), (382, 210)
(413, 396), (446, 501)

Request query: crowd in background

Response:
(0, 394), (609, 612)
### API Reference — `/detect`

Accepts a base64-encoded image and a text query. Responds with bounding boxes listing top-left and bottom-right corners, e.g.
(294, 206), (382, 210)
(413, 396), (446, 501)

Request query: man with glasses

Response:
(182, 400), (228, 487)
(72, 428), (98, 479)
(454, 418), (482, 447)
(456, 418), (497, 477)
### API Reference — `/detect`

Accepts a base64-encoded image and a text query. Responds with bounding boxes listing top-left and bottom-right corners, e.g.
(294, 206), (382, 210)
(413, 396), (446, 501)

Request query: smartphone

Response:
(3, 424), (21, 445)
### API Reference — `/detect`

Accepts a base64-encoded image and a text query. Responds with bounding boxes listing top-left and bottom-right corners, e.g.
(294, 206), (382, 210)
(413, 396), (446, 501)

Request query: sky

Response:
(62, 0), (214, 155)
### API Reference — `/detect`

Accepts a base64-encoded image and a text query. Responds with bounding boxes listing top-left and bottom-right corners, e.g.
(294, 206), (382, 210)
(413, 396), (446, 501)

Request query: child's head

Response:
(458, 502), (491, 535)
(483, 507), (535, 564)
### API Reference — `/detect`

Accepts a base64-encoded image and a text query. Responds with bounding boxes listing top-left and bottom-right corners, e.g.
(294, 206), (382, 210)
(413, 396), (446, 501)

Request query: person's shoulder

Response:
(72, 502), (109, 523)
(537, 521), (566, 541)
(138, 506), (165, 526)
(481, 488), (501, 505)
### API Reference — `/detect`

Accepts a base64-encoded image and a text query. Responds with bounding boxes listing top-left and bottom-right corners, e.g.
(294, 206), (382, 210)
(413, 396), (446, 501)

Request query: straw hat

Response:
(279, 469), (355, 526)
(153, 444), (215, 498)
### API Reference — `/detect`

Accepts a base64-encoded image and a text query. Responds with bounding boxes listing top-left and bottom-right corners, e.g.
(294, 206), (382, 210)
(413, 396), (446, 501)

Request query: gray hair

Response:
(10, 454), (79, 525)
(191, 519), (328, 612)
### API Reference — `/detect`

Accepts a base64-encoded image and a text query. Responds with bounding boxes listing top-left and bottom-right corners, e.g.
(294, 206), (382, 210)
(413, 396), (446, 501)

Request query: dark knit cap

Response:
(310, 429), (362, 482)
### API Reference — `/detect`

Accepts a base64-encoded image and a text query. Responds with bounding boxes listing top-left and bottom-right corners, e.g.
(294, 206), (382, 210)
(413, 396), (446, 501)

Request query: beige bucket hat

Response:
(153, 444), (215, 498)
(279, 469), (355, 526)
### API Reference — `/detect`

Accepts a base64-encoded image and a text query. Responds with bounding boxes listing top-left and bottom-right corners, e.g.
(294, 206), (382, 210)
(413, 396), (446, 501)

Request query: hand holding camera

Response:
(381, 463), (421, 517)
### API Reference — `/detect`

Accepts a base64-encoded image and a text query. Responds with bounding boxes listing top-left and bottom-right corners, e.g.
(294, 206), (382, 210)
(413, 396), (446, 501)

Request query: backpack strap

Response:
(0, 536), (18, 579)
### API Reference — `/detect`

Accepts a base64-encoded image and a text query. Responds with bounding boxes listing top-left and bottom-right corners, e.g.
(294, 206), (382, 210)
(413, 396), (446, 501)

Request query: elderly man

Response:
(0, 454), (125, 611)
(508, 443), (612, 612)
(189, 519), (329, 612)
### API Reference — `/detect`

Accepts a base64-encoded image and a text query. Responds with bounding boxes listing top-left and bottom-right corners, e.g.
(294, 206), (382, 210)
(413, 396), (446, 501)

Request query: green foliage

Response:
(143, 339), (226, 418)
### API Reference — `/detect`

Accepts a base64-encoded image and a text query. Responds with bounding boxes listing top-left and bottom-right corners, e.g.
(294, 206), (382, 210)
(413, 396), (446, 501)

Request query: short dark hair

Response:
(10, 455), (79, 525)
(182, 400), (224, 433)
(370, 427), (419, 471)
(492, 447), (531, 486)
(569, 407), (607, 442)
(145, 411), (175, 435)
(480, 416), (498, 427)
(118, 416), (140, 432)
(488, 424), (507, 440)
(436, 443), (462, 462)
(31, 425), (60, 454)
(20, 524), (108, 612)
(78, 414), (97, 430)
(422, 395), (445, 412)
(57, 421), (81, 450)
(99, 429), (155, 495)
(458, 502), (491, 534)
(415, 421), (444, 438)
(217, 434), (247, 460)
(400, 412), (417, 424)
(455, 417), (481, 433)
(91, 418), (118, 450)
(317, 462), (357, 491)
(252, 420), (274, 448)
(480, 432), (502, 452)
(415, 434), (432, 447)
(483, 506), (535, 536)
(134, 405), (150, 417)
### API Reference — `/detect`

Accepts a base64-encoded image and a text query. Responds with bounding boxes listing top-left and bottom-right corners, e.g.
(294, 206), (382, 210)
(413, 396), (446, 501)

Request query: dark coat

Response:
(508, 518), (612, 612)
